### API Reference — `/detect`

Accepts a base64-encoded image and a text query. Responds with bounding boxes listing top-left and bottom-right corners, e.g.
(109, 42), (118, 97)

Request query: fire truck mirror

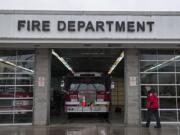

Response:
(60, 80), (65, 90)
(111, 81), (115, 89)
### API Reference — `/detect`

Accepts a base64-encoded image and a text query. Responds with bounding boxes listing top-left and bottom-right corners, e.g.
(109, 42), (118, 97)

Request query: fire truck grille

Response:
(79, 90), (96, 104)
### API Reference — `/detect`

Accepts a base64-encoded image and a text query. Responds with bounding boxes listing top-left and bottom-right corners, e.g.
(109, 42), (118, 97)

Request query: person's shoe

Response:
(154, 126), (161, 128)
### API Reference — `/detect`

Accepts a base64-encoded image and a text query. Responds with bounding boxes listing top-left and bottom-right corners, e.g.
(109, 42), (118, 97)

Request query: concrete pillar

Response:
(33, 49), (51, 125)
(124, 49), (140, 125)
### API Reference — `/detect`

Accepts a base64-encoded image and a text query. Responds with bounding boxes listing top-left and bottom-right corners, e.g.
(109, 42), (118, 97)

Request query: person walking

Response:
(145, 88), (161, 128)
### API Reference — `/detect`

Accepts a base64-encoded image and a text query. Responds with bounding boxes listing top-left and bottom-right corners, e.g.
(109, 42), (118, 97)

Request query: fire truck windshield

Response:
(70, 83), (105, 91)
(67, 77), (108, 91)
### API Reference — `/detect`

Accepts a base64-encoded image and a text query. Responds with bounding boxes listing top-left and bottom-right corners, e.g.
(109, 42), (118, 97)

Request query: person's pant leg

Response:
(153, 109), (161, 127)
(146, 109), (152, 127)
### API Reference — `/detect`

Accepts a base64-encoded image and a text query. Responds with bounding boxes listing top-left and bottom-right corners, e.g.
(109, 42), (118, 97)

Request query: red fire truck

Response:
(63, 72), (111, 115)
(0, 87), (33, 113)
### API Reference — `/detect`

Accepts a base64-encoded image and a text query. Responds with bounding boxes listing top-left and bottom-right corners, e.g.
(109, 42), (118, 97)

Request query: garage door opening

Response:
(50, 48), (124, 124)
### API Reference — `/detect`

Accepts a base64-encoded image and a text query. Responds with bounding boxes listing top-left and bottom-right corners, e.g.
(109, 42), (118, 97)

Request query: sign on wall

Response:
(129, 76), (137, 86)
(38, 76), (45, 87)
(0, 14), (180, 40)
(17, 20), (154, 33)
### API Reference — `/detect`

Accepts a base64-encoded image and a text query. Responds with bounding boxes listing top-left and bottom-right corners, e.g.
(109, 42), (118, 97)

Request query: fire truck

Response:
(0, 87), (33, 114)
(63, 72), (111, 115)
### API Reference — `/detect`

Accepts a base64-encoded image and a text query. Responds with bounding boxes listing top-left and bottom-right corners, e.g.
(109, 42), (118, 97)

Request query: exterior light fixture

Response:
(52, 49), (75, 74)
(108, 51), (124, 74)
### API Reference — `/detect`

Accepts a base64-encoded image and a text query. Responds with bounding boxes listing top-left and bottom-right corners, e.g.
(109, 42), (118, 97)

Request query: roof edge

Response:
(0, 10), (180, 16)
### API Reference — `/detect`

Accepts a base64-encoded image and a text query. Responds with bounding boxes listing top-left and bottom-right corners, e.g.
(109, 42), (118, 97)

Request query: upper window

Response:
(140, 50), (157, 60)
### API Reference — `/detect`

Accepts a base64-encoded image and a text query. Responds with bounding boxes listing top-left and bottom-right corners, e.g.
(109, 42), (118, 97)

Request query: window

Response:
(0, 50), (35, 125)
(140, 49), (180, 123)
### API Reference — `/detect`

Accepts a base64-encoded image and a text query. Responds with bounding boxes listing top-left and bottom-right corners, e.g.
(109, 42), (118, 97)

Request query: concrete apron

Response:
(0, 125), (179, 135)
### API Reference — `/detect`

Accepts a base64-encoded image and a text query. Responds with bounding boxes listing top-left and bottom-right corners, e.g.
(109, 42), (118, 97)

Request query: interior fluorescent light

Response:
(0, 59), (34, 73)
(52, 49), (75, 74)
(108, 51), (124, 74)
(144, 55), (180, 72)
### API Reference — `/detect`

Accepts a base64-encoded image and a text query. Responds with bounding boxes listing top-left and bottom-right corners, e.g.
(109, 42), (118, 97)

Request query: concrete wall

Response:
(33, 49), (51, 125)
(125, 49), (140, 125)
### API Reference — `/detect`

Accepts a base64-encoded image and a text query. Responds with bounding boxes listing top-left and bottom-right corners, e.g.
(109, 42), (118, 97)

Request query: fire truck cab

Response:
(63, 72), (111, 115)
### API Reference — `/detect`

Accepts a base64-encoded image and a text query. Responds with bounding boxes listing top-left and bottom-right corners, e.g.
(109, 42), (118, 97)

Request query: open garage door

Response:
(50, 48), (124, 124)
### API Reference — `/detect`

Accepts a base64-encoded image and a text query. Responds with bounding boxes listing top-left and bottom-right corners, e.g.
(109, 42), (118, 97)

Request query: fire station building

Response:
(0, 10), (180, 125)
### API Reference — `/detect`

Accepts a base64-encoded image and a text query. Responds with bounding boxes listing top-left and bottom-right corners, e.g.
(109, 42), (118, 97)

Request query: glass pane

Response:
(176, 74), (180, 84)
(159, 73), (175, 84)
(15, 87), (33, 97)
(177, 98), (180, 108)
(141, 98), (146, 109)
(141, 85), (158, 96)
(158, 61), (175, 72)
(14, 112), (32, 123)
(160, 111), (177, 122)
(0, 99), (13, 111)
(141, 110), (156, 122)
(175, 50), (180, 61)
(160, 98), (176, 108)
(177, 86), (180, 96)
(0, 86), (15, 98)
(159, 86), (176, 96)
(141, 73), (157, 84)
(0, 61), (16, 73)
(0, 74), (15, 85)
(0, 114), (13, 123)
(14, 99), (33, 110)
(176, 62), (180, 72)
(158, 50), (174, 60)
(0, 50), (16, 61)
(16, 74), (34, 85)
(140, 50), (157, 60)
(140, 61), (158, 72)
(17, 50), (34, 61)
(141, 110), (147, 122)
(16, 62), (34, 73)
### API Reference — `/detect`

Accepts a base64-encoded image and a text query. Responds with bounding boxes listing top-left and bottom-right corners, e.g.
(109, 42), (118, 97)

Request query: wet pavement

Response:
(0, 124), (180, 135)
